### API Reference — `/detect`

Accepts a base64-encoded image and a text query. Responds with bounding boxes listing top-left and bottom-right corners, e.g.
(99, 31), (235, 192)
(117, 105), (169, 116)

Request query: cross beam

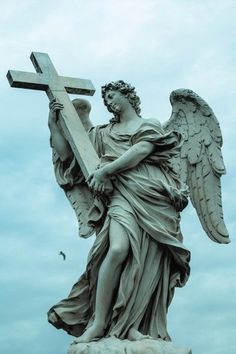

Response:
(7, 52), (99, 178)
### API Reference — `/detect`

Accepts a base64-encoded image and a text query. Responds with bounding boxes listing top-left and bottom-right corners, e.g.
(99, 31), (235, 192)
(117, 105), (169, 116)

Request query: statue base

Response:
(68, 337), (192, 354)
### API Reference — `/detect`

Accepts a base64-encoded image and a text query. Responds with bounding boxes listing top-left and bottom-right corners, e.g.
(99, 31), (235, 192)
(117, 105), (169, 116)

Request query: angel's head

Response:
(101, 80), (141, 123)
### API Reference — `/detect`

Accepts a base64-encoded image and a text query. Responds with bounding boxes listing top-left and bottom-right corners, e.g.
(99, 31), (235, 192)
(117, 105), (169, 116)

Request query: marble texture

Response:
(68, 337), (192, 354)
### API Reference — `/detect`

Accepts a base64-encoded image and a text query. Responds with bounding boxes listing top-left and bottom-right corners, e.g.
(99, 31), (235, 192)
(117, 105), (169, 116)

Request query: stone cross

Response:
(7, 52), (99, 178)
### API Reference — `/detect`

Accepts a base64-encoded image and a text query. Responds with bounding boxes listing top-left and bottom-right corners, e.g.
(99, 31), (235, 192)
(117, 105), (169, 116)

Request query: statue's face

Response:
(104, 90), (129, 114)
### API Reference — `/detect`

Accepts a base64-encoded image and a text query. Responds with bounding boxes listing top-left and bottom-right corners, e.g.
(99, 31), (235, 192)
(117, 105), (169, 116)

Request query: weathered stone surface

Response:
(68, 337), (192, 354)
(7, 55), (229, 352)
(7, 51), (98, 179)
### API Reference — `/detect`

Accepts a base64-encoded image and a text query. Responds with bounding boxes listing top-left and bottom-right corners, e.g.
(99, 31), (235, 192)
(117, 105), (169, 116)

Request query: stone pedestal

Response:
(68, 337), (192, 354)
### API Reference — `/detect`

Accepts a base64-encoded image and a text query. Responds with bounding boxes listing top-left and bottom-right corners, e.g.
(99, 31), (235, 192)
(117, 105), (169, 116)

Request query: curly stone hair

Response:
(101, 80), (141, 123)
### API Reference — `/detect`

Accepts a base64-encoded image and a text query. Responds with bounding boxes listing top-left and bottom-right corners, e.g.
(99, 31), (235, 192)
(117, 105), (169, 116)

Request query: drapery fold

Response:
(48, 118), (190, 341)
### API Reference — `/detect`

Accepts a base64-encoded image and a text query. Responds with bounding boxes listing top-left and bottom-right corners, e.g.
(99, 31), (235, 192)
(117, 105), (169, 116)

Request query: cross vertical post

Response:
(7, 52), (99, 178)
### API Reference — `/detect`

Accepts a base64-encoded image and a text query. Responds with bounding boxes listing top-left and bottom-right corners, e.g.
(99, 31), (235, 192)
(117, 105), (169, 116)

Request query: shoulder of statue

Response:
(139, 118), (164, 133)
(89, 123), (109, 132)
(142, 117), (162, 126)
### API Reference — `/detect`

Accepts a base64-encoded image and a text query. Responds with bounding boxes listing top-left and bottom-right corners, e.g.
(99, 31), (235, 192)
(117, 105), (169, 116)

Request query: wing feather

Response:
(52, 99), (97, 238)
(164, 89), (229, 244)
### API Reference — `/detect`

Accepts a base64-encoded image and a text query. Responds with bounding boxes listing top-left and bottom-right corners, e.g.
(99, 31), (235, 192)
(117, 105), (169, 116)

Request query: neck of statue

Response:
(118, 106), (139, 124)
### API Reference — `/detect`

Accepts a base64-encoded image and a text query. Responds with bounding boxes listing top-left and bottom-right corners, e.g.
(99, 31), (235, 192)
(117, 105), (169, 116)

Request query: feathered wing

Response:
(52, 98), (98, 238)
(164, 89), (230, 244)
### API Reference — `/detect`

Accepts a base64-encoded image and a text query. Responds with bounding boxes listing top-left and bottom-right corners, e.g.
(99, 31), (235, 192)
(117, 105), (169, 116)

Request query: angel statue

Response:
(47, 80), (229, 345)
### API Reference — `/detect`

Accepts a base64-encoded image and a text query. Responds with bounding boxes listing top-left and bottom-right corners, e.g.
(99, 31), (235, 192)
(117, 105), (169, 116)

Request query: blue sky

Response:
(1, 1), (236, 353)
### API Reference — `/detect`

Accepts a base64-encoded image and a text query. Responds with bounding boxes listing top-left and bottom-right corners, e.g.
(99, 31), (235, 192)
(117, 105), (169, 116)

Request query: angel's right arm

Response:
(48, 102), (73, 162)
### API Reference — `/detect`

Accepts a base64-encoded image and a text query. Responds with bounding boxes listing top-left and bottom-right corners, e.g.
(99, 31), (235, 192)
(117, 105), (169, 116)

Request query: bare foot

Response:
(128, 328), (152, 341)
(73, 323), (105, 344)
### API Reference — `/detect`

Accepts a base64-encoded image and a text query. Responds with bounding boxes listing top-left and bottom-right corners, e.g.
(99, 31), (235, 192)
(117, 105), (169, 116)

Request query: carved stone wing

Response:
(163, 89), (230, 244)
(51, 98), (104, 238)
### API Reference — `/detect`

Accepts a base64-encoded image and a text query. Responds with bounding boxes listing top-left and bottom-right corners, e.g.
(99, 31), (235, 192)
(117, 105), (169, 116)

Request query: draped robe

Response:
(48, 118), (191, 341)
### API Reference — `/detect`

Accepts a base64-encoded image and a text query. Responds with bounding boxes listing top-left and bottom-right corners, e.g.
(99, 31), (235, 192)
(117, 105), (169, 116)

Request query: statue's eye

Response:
(108, 94), (114, 99)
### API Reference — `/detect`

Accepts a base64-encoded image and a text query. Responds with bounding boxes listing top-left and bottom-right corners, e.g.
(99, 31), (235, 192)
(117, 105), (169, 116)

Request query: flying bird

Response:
(59, 251), (66, 261)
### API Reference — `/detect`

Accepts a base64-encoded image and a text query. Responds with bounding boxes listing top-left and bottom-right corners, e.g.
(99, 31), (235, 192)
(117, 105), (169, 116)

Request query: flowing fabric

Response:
(48, 118), (190, 340)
